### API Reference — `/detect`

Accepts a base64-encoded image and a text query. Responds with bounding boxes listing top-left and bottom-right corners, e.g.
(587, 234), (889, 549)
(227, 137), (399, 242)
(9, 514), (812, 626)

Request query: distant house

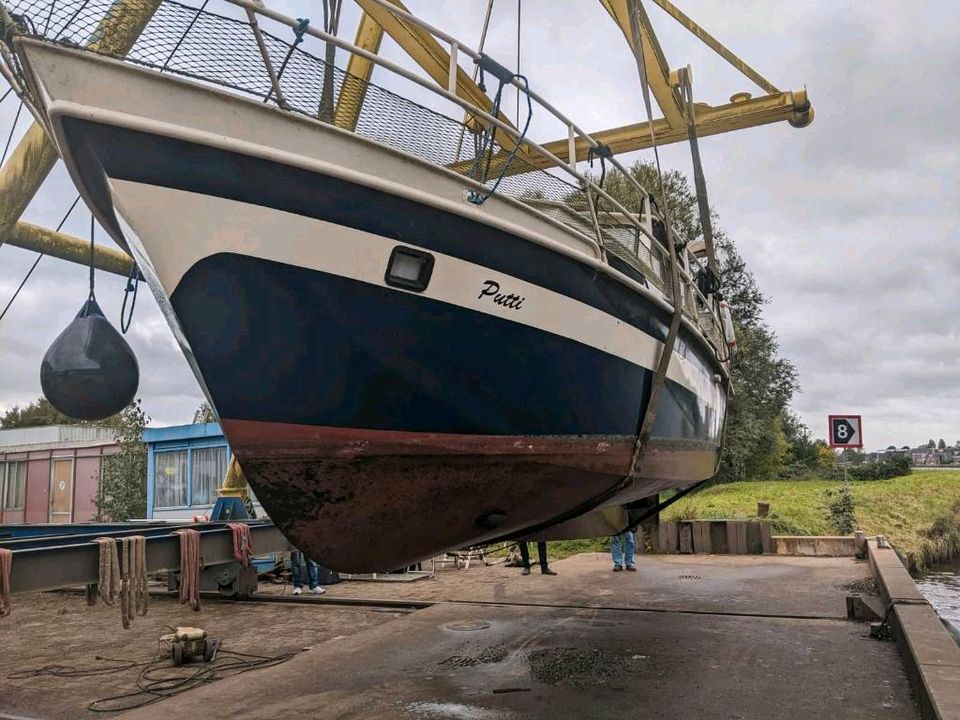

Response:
(0, 425), (118, 524)
(143, 423), (265, 520)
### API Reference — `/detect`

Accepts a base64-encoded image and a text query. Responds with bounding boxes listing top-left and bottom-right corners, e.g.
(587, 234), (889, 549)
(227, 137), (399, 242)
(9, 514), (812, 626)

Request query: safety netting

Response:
(2, 0), (726, 351)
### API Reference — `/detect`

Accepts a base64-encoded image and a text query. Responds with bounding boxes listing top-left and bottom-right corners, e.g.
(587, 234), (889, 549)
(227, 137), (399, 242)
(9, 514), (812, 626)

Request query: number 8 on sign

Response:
(828, 415), (862, 449)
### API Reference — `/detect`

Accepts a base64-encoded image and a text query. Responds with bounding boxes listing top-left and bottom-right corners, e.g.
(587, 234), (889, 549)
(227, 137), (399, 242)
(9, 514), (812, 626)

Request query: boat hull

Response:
(16, 39), (727, 571)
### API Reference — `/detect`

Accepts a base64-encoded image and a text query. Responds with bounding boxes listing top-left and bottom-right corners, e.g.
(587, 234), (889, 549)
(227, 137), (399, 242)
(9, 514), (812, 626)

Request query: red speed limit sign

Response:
(828, 415), (863, 448)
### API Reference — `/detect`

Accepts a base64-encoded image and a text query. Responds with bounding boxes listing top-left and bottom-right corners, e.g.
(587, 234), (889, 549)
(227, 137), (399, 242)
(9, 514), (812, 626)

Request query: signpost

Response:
(828, 415), (863, 449)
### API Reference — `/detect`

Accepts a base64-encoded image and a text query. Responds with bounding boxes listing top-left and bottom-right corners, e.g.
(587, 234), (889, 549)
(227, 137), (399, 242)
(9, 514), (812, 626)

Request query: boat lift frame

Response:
(1, 520), (290, 596)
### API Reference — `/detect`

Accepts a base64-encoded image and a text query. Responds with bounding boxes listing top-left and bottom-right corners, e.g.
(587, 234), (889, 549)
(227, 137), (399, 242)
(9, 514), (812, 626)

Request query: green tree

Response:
(938, 439), (946, 450)
(928, 439), (936, 449)
(95, 399), (150, 521)
(1, 397), (122, 429)
(192, 401), (216, 424)
(598, 160), (799, 482)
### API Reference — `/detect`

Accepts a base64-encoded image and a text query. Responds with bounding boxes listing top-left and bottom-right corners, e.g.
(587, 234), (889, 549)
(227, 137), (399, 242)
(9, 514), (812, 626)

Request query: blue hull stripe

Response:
(172, 253), (720, 442)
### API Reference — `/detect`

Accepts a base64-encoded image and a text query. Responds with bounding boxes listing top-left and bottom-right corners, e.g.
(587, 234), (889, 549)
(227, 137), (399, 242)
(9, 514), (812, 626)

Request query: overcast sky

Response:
(0, 1), (956, 448)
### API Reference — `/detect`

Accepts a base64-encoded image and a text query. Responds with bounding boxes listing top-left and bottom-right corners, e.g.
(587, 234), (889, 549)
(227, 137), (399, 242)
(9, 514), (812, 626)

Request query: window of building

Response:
(191, 446), (227, 506)
(154, 450), (187, 507)
(2, 461), (27, 510)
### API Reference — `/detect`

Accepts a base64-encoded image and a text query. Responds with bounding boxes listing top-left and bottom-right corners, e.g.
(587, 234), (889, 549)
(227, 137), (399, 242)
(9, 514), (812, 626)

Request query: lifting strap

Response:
(624, 0), (686, 483)
(228, 523), (254, 567)
(120, 535), (148, 627)
(174, 529), (202, 611)
(0, 547), (12, 617)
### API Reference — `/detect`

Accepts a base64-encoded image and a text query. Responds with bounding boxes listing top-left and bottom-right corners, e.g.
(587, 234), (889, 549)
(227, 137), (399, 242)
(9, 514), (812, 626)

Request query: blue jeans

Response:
(611, 531), (636, 568)
(290, 550), (320, 589)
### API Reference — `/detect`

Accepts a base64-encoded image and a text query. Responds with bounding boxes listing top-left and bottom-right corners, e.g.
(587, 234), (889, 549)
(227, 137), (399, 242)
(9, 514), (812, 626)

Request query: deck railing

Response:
(0, 0), (730, 363)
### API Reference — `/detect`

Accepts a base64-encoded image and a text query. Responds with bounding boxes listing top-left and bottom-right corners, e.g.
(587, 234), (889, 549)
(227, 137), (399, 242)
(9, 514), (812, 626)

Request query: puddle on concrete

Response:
(527, 647), (647, 688)
(403, 701), (499, 719)
(439, 644), (509, 668)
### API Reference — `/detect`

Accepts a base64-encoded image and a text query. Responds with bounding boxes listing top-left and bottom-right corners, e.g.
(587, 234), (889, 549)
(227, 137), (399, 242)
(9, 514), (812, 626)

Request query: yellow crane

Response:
(0, 0), (811, 277)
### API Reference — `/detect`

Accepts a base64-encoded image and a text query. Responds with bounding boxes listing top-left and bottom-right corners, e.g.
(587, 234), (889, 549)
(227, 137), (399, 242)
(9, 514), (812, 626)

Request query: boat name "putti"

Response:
(478, 280), (524, 310)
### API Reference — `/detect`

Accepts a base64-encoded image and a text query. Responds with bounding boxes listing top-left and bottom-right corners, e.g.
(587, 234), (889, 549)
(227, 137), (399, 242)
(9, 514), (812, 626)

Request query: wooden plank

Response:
(760, 523), (772, 554)
(710, 521), (729, 554)
(735, 521), (748, 554)
(658, 521), (678, 553)
(726, 522), (738, 555)
(678, 523), (693, 554)
(690, 520), (704, 554)
(746, 522), (762, 554)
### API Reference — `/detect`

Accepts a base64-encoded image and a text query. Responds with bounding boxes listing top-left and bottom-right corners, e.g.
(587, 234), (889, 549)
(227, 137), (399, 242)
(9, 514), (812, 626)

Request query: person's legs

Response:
(624, 530), (636, 569)
(306, 557), (320, 590)
(611, 535), (623, 569)
(537, 542), (556, 575)
(290, 551), (304, 589)
(519, 542), (531, 575)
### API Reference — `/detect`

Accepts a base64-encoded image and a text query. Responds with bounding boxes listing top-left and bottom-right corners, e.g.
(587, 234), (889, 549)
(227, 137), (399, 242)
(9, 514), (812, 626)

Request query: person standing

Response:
(518, 541), (557, 576)
(611, 530), (636, 572)
(290, 549), (326, 594)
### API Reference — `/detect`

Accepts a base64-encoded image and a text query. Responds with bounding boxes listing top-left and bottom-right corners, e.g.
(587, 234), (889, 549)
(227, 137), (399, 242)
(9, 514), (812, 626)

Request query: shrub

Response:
(824, 484), (856, 535)
(828, 454), (911, 481)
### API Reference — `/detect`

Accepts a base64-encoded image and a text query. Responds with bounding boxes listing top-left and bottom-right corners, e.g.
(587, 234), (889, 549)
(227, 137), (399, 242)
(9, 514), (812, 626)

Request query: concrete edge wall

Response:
(654, 520), (856, 557)
(868, 539), (960, 720)
(772, 535), (856, 557)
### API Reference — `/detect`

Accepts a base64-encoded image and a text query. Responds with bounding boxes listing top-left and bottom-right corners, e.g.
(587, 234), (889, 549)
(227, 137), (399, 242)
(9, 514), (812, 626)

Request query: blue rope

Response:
(293, 17), (310, 45)
(468, 74), (533, 206)
(265, 17), (310, 104)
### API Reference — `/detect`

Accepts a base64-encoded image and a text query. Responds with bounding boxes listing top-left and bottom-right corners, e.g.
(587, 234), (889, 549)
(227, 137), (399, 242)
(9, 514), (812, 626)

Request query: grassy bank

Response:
(661, 471), (960, 571)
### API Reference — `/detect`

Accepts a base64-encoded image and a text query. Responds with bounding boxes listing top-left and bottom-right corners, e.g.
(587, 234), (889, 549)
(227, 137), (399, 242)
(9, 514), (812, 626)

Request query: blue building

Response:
(144, 423), (264, 520)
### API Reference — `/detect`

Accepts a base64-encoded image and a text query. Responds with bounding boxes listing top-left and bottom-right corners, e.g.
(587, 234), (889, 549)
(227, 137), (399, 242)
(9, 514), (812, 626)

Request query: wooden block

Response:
(679, 522), (694, 554)
(710, 521), (729, 554)
(759, 522), (772, 553)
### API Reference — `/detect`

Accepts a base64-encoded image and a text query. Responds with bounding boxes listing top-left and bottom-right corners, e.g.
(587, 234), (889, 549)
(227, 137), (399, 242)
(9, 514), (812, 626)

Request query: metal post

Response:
(246, 8), (287, 109)
(447, 41), (458, 94)
(0, 0), (162, 246)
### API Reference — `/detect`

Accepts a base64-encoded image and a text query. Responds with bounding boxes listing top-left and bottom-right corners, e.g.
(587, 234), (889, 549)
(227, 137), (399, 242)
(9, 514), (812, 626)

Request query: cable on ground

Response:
(7, 644), (297, 713)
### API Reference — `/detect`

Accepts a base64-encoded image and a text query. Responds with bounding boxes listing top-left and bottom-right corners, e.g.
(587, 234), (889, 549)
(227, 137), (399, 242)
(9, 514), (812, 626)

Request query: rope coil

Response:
(0, 547), (12, 617)
(174, 529), (201, 611)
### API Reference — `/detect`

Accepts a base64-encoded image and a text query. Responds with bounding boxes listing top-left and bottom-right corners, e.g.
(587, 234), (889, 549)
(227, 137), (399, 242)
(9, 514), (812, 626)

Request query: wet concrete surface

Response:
(114, 553), (918, 720)
(121, 601), (915, 720)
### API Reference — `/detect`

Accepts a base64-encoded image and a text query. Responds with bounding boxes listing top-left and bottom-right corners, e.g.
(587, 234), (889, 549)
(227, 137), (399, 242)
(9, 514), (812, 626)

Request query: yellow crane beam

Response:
(351, 0), (520, 151)
(448, 88), (810, 176)
(648, 0), (779, 96)
(599, 0), (685, 128)
(334, 12), (384, 130)
(0, 0), (162, 248)
(5, 222), (134, 277)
